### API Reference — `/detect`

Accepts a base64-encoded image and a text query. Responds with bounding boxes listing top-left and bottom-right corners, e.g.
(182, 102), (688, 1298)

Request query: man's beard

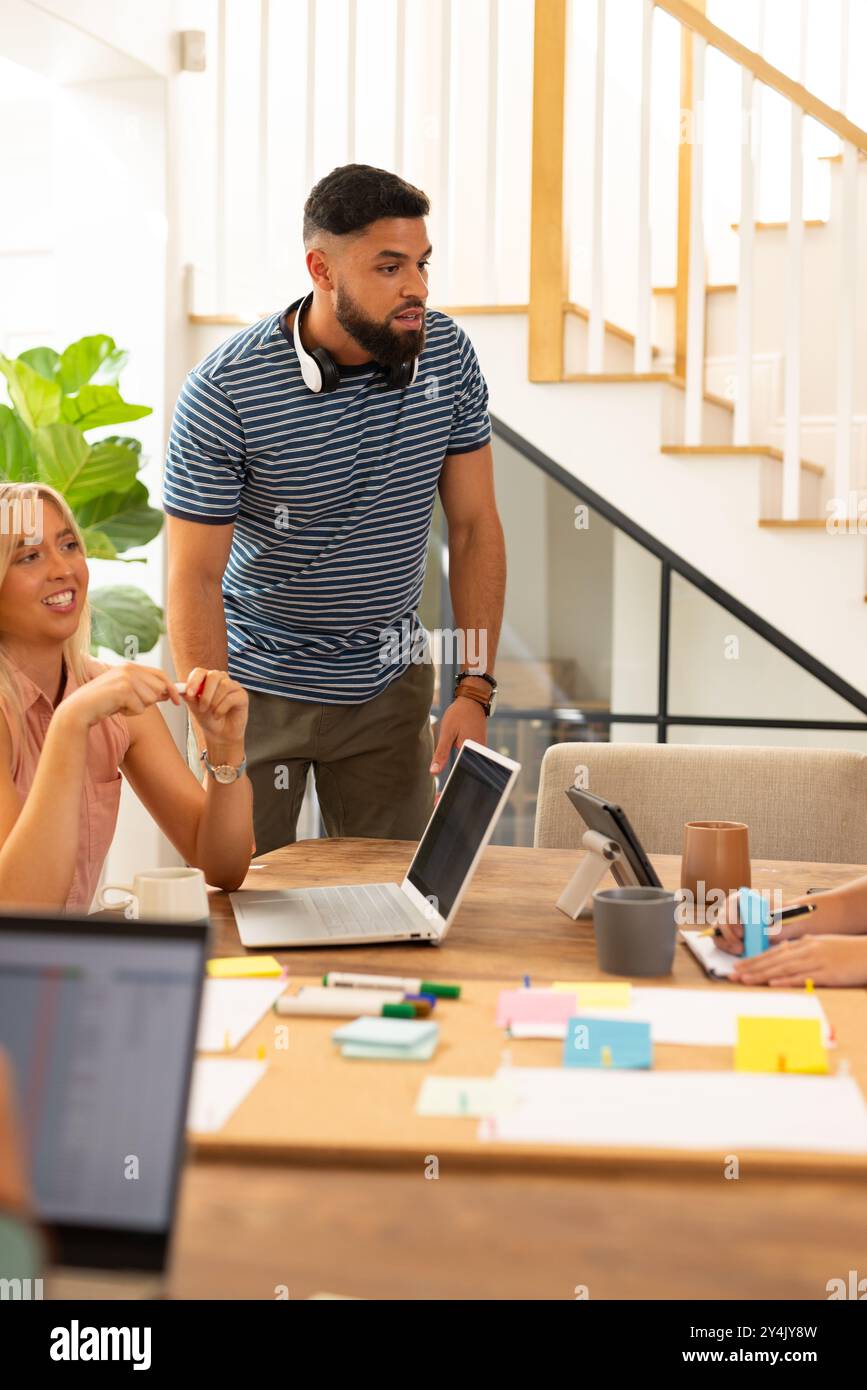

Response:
(334, 284), (426, 371)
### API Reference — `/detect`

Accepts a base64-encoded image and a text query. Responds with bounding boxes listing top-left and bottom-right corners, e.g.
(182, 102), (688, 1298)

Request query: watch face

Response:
(213, 764), (237, 784)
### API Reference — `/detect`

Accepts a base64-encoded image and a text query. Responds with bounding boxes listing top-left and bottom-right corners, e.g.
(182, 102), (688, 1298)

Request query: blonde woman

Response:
(0, 483), (253, 912)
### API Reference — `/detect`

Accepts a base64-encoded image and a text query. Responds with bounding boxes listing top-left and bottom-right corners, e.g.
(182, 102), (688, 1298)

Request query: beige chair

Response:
(534, 742), (867, 866)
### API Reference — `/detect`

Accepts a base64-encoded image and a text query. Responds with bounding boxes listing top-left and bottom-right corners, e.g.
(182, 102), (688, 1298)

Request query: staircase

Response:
(454, 307), (867, 698)
(180, 0), (867, 698)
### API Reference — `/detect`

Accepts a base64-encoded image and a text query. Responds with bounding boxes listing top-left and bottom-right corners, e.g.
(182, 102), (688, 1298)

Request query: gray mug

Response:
(592, 887), (677, 977)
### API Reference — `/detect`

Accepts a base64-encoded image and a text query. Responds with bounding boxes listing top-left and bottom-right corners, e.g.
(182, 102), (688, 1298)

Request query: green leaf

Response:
(74, 479), (163, 553)
(60, 384), (151, 431)
(92, 348), (130, 386)
(0, 406), (37, 481)
(79, 526), (118, 560)
(100, 433), (143, 459)
(86, 439), (143, 493)
(18, 347), (60, 383)
(88, 584), (164, 656)
(58, 335), (116, 394)
(0, 355), (61, 430)
(34, 423), (137, 508)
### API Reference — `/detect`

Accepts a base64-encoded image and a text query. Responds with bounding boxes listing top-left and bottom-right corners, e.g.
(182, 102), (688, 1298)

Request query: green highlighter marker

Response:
(323, 971), (461, 999)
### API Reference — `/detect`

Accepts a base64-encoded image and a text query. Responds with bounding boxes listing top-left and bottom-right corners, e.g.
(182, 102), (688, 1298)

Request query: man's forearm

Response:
(447, 515), (506, 674)
(167, 578), (230, 745)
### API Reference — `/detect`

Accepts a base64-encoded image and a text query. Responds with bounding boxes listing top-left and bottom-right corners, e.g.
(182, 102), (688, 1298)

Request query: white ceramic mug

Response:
(97, 867), (209, 922)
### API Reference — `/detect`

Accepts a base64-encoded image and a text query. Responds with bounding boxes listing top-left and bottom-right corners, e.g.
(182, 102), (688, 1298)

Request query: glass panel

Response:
(610, 721), (660, 744)
(668, 573), (867, 723)
(667, 726), (867, 753)
(492, 433), (661, 717)
(487, 717), (616, 848)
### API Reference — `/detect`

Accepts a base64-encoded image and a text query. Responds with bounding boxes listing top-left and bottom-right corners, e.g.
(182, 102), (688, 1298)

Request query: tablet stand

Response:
(556, 828), (640, 920)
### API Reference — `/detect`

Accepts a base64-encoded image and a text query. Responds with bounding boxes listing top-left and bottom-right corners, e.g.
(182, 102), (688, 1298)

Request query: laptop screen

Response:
(0, 915), (206, 1270)
(406, 744), (515, 919)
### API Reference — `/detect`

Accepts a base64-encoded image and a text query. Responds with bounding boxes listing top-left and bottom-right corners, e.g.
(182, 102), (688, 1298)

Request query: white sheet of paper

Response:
(680, 930), (738, 978)
(196, 976), (287, 1052)
(506, 987), (831, 1047)
(187, 1057), (267, 1133)
(416, 1076), (517, 1117)
(479, 1068), (867, 1154)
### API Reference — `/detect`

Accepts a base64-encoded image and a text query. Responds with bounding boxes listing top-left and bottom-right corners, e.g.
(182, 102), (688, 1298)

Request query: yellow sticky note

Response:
(553, 981), (632, 1009)
(207, 955), (283, 979)
(735, 1016), (828, 1075)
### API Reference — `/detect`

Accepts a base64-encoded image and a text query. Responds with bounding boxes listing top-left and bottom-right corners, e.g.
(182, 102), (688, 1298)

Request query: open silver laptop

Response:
(230, 738), (520, 948)
(0, 911), (207, 1299)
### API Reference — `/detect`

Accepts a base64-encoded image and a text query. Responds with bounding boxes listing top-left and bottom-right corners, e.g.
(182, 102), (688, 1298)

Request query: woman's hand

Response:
(712, 889), (814, 956)
(57, 662), (181, 731)
(183, 668), (248, 750)
(730, 934), (867, 988)
(711, 889), (745, 956)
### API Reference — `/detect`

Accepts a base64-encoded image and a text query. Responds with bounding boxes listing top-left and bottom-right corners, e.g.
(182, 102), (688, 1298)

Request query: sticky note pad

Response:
(496, 989), (578, 1028)
(207, 955), (283, 979)
(739, 888), (770, 958)
(332, 1017), (438, 1050)
(553, 981), (633, 1008)
(735, 1016), (828, 1074)
(341, 1033), (440, 1062)
(563, 1016), (653, 1069)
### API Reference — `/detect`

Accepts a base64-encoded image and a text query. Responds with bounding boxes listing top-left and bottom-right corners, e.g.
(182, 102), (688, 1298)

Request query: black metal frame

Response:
(431, 414), (867, 740)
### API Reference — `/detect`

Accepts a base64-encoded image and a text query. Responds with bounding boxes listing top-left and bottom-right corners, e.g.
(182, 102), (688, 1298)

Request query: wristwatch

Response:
(454, 671), (498, 717)
(200, 748), (247, 784)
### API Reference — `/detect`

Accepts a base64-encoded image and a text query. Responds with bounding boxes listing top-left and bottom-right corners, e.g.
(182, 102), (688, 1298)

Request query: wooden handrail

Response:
(527, 0), (568, 382)
(655, 0), (867, 153)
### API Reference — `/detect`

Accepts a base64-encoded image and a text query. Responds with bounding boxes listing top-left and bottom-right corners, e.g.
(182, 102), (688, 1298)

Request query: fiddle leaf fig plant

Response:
(0, 335), (164, 655)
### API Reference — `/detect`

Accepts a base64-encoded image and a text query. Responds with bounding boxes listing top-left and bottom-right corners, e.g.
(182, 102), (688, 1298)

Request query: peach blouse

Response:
(2, 657), (130, 912)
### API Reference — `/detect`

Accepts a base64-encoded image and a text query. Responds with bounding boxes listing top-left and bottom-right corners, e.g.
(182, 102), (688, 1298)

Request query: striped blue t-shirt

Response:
(162, 298), (491, 703)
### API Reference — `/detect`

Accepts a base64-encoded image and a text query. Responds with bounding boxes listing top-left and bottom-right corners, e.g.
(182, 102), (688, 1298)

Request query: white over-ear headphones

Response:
(290, 292), (420, 394)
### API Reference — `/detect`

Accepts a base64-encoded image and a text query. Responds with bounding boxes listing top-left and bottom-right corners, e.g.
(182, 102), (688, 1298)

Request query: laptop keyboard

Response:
(309, 884), (420, 937)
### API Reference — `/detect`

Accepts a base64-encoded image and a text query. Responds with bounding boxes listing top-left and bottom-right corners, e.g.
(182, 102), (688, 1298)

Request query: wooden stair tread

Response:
(562, 372), (671, 383)
(758, 519), (837, 529)
(730, 218), (828, 232)
(561, 372), (735, 416)
(653, 283), (736, 295)
(662, 444), (824, 477)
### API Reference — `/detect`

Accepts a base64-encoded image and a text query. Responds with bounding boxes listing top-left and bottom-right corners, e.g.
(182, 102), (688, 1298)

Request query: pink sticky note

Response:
(496, 989), (579, 1029)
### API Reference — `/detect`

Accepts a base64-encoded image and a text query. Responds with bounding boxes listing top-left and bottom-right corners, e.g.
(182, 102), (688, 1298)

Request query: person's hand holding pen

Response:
(708, 891), (816, 956)
(177, 668), (248, 756)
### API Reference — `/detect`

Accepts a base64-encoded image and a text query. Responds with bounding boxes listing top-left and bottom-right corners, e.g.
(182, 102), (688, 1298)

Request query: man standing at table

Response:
(163, 164), (506, 856)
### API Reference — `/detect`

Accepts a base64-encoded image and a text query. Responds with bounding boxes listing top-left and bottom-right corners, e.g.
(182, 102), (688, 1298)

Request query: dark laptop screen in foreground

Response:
(407, 745), (513, 919)
(0, 917), (206, 1269)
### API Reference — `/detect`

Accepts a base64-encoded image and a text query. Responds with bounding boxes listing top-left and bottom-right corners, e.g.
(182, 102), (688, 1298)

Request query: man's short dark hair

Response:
(303, 164), (430, 246)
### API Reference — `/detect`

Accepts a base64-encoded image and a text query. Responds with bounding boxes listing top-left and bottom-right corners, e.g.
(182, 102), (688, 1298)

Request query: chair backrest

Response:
(534, 742), (867, 865)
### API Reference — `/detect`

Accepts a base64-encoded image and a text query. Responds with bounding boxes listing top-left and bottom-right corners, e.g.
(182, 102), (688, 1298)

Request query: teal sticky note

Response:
(563, 1016), (652, 1069)
(340, 1034), (440, 1062)
(739, 888), (770, 958)
(332, 1017), (438, 1050)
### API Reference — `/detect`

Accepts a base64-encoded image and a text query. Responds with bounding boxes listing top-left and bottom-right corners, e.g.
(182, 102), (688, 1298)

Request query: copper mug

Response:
(680, 821), (751, 921)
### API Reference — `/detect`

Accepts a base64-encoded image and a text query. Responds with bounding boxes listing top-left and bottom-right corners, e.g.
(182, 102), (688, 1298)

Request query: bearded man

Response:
(164, 163), (505, 854)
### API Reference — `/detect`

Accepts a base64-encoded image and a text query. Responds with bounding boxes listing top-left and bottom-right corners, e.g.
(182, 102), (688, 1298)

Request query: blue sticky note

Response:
(739, 888), (770, 958)
(563, 1016), (652, 1069)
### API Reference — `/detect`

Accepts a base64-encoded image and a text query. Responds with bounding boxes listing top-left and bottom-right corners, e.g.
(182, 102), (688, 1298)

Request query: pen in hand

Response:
(697, 901), (817, 938)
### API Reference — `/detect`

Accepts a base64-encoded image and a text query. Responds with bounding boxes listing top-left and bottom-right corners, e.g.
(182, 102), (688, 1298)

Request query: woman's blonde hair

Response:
(0, 482), (93, 748)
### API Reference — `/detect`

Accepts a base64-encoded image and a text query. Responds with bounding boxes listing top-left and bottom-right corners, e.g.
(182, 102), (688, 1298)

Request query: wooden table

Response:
(168, 839), (867, 1299)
